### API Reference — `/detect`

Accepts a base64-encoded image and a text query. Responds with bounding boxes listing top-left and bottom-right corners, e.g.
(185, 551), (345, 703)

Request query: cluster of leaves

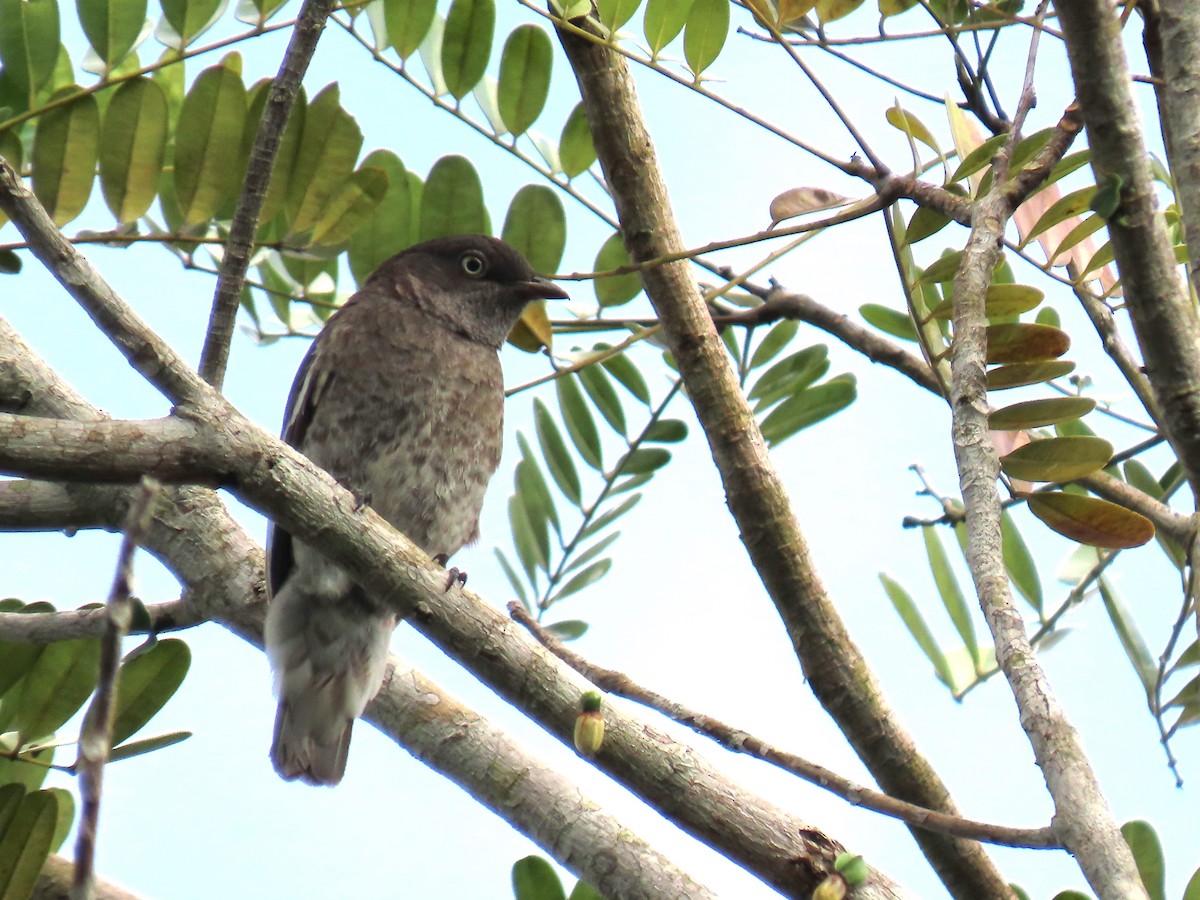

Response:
(0, 599), (190, 899)
(855, 99), (1200, 744)
(511, 854), (601, 900)
(497, 351), (687, 636)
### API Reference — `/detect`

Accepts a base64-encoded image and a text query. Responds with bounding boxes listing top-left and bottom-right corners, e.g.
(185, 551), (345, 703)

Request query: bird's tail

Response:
(265, 580), (395, 787)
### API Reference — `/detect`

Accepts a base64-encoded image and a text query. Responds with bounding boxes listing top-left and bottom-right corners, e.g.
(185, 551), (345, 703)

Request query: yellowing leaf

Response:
(768, 186), (850, 227)
(985, 323), (1070, 364)
(1027, 492), (1154, 550)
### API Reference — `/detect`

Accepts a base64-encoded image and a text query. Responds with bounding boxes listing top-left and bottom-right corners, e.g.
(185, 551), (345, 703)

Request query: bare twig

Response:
(72, 478), (161, 900)
(510, 603), (1058, 849)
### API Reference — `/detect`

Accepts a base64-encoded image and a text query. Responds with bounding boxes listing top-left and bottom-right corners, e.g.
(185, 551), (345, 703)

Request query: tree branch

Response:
(199, 0), (337, 389)
(554, 13), (1012, 899)
(1056, 0), (1200, 500)
(510, 603), (1058, 850)
(948, 124), (1148, 898)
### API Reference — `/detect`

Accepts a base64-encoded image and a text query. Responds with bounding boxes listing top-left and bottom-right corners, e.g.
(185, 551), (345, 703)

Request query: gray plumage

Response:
(265, 234), (568, 786)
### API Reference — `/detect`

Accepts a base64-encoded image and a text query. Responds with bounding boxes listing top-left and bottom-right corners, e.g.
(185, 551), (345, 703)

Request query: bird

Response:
(264, 234), (568, 786)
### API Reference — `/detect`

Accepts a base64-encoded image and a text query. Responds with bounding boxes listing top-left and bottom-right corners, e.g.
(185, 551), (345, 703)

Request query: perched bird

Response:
(265, 234), (568, 786)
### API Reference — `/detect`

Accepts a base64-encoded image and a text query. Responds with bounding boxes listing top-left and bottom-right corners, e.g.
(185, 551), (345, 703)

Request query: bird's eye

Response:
(460, 250), (488, 277)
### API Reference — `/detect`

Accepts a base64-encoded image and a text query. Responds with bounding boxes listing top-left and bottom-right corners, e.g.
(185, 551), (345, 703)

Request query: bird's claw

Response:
(433, 553), (467, 591)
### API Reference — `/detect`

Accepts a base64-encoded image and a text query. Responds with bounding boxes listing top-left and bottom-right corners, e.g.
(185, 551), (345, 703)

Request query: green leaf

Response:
(1183, 867), (1200, 900)
(1028, 492), (1155, 549)
(107, 729), (191, 762)
(15, 637), (101, 742)
(110, 638), (190, 747)
(581, 493), (640, 539)
(98, 77), (168, 224)
(43, 787), (72, 853)
(0, 789), (57, 900)
(497, 25), (551, 137)
(512, 855), (567, 900)
(174, 62), (247, 225)
(349, 150), (419, 285)
(644, 418), (687, 442)
(1100, 582), (1156, 701)
(748, 320), (798, 369)
(929, 283), (1044, 320)
(285, 84), (362, 238)
(558, 102), (596, 179)
(886, 105), (940, 154)
(999, 435), (1112, 483)
(0, 743), (52, 792)
(683, 0), (728, 80)
(419, 154), (489, 240)
(597, 0), (641, 32)
(509, 494), (546, 579)
(0, 784), (23, 839)
(817, 0), (865, 21)
(501, 184), (566, 275)
(31, 88), (99, 227)
(578, 364), (626, 436)
(904, 204), (953, 243)
(1021, 186), (1096, 247)
(0, 610), (46, 698)
(880, 574), (959, 691)
(948, 133), (1008, 184)
(917, 250), (963, 284)
(565, 531), (621, 574)
(516, 459), (552, 567)
(441, 0), (494, 100)
(0, 0), (59, 100)
(310, 165), (389, 247)
(987, 360), (1076, 390)
(859, 304), (918, 342)
(1051, 214), (1105, 262)
(621, 447), (670, 474)
(1121, 820), (1165, 900)
(593, 233), (642, 307)
(922, 526), (978, 668)
(557, 375), (603, 470)
(549, 559), (612, 604)
(0, 250), (20, 274)
(77, 0), (146, 71)
(989, 397), (1095, 430)
(1001, 509), (1042, 613)
(643, 0), (693, 56)
(760, 375), (856, 446)
(534, 401), (582, 506)
(494, 548), (529, 606)
(599, 347), (650, 403)
(159, 0), (224, 46)
(748, 344), (829, 410)
(384, 0), (437, 59)
(546, 620), (588, 640)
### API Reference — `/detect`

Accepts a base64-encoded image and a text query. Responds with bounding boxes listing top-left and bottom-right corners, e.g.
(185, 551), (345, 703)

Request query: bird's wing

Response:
(267, 339), (336, 598)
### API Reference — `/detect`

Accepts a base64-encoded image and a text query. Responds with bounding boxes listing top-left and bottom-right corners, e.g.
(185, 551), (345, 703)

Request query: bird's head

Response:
(367, 234), (570, 349)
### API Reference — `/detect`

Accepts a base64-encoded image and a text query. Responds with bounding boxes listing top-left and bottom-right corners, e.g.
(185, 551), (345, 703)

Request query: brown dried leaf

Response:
(768, 186), (850, 228)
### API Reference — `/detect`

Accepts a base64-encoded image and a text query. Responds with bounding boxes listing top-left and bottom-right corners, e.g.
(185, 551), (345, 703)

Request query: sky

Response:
(2, 1), (1198, 898)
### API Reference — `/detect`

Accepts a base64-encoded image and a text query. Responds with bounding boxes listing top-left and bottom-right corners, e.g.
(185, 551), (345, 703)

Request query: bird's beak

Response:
(516, 277), (570, 301)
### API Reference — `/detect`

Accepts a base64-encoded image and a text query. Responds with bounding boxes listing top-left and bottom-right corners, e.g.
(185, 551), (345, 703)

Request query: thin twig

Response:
(199, 0), (338, 388)
(509, 603), (1057, 849)
(72, 478), (161, 900)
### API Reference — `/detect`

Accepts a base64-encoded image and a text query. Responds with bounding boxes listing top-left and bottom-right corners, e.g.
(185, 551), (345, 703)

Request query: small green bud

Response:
(834, 853), (868, 887)
(580, 690), (603, 713)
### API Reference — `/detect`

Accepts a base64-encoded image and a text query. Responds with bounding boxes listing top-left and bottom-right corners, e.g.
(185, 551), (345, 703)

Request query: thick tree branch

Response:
(554, 14), (1011, 899)
(949, 141), (1148, 898)
(0, 258), (907, 899)
(0, 479), (118, 532)
(0, 600), (199, 642)
(1056, 0), (1200, 499)
(1145, 0), (1200, 299)
(199, 0), (336, 388)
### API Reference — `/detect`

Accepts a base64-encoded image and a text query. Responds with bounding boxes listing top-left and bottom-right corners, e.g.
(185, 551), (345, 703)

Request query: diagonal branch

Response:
(948, 128), (1148, 900)
(553, 12), (1012, 899)
(199, 0), (337, 389)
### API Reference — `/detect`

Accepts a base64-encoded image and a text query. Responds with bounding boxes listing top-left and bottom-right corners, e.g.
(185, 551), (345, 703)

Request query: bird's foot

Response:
(351, 489), (372, 512)
(433, 553), (468, 591)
